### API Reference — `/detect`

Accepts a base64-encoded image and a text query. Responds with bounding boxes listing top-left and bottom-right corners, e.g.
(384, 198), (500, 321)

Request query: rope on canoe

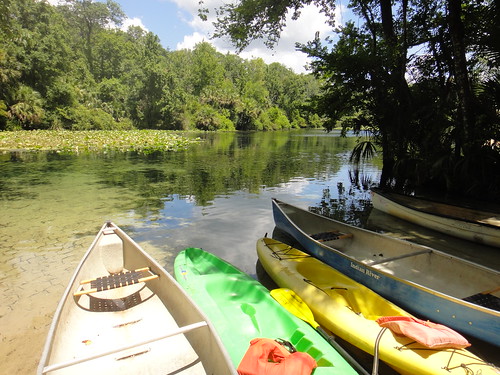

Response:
(391, 337), (498, 373)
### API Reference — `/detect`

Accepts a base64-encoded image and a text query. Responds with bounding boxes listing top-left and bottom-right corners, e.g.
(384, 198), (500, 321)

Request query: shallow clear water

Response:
(2, 130), (497, 373)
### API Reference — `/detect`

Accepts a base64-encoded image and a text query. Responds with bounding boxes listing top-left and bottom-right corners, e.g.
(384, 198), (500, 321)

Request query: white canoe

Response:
(371, 188), (500, 248)
(38, 222), (236, 375)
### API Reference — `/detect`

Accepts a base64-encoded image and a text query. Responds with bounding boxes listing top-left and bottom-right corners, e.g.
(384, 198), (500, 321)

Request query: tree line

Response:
(208, 0), (500, 200)
(0, 0), (322, 132)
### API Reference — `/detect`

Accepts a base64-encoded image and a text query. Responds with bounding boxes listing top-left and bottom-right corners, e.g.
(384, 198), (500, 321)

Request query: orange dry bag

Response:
(237, 338), (317, 375)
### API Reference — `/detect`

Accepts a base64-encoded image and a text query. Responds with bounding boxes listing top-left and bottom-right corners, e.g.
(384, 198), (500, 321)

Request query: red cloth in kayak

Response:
(376, 316), (471, 349)
(237, 338), (317, 375)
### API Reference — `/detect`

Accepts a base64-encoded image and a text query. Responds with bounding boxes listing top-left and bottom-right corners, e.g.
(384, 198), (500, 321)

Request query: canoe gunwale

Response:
(273, 199), (500, 302)
(38, 222), (107, 375)
(371, 188), (500, 228)
(273, 199), (498, 309)
(370, 188), (500, 248)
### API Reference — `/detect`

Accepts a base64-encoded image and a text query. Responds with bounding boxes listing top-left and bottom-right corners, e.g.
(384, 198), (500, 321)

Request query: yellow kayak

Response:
(257, 237), (500, 375)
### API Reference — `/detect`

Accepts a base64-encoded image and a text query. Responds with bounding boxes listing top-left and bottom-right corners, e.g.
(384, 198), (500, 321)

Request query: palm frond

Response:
(349, 140), (377, 165)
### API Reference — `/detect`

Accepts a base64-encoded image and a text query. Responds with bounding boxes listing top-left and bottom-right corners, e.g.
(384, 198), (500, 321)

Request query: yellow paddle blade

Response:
(270, 288), (320, 330)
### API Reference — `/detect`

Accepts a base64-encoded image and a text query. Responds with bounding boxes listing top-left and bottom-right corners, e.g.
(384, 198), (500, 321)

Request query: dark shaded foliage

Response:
(209, 0), (499, 201)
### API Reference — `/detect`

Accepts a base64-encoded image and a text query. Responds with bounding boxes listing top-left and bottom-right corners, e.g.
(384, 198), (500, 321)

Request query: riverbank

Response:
(0, 130), (201, 153)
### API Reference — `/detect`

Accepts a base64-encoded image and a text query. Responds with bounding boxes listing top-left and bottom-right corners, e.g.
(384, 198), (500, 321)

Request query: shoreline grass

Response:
(0, 130), (202, 153)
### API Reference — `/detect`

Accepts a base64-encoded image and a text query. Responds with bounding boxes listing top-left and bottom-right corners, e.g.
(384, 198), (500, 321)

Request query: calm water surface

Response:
(1, 130), (380, 373)
(1, 130), (497, 373)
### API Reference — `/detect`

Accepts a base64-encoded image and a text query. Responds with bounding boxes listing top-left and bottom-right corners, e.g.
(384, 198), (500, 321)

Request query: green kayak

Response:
(174, 248), (358, 375)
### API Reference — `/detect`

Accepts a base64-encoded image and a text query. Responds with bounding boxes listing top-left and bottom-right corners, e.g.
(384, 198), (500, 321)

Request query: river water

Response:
(0, 130), (497, 373)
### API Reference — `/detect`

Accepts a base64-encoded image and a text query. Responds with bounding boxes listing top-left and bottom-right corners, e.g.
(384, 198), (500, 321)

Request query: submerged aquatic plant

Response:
(0, 130), (201, 153)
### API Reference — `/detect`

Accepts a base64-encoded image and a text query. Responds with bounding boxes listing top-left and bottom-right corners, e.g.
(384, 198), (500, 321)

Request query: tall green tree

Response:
(208, 0), (500, 200)
(1, 0), (75, 128)
(1, 0), (322, 133)
(190, 42), (225, 96)
(129, 32), (169, 128)
(59, 0), (124, 74)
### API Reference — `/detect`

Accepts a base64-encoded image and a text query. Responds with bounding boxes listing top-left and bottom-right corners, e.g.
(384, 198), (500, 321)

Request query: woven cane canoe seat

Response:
(74, 267), (158, 297)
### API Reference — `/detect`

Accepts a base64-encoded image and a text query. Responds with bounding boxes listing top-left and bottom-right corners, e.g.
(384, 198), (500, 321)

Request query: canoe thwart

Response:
(74, 267), (158, 297)
(367, 249), (432, 266)
(310, 231), (353, 242)
(41, 321), (209, 374)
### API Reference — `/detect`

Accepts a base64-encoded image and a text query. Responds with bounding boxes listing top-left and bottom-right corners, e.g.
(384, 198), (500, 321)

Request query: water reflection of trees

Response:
(1, 131), (378, 220)
(96, 131), (362, 214)
(308, 168), (376, 227)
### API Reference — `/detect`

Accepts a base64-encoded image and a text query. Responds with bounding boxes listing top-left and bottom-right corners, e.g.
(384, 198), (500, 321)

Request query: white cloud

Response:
(169, 0), (343, 73)
(176, 32), (209, 50)
(121, 17), (149, 32)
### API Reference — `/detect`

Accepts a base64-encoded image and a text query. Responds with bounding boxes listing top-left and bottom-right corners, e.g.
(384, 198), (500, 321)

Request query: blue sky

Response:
(116, 0), (350, 73)
(49, 0), (348, 73)
(116, 0), (194, 50)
